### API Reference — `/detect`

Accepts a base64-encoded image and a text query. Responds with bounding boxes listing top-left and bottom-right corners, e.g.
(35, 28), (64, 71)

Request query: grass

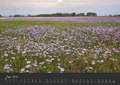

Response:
(0, 20), (120, 32)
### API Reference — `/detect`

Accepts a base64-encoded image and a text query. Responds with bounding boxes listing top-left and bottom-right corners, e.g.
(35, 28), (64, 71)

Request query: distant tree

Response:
(109, 15), (113, 17)
(71, 12), (76, 16)
(86, 12), (97, 16)
(114, 14), (120, 17)
(77, 13), (85, 16)
(0, 14), (2, 17)
(13, 14), (24, 17)
(61, 13), (68, 16)
(54, 13), (62, 16)
(27, 14), (31, 17)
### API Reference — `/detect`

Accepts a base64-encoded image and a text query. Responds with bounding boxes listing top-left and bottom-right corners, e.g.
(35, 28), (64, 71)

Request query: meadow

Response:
(0, 17), (120, 73)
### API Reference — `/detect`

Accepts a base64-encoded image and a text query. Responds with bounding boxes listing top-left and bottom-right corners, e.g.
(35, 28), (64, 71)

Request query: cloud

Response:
(0, 0), (120, 15)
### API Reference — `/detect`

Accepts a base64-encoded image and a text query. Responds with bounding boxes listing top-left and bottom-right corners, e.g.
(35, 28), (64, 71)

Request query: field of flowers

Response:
(0, 19), (120, 73)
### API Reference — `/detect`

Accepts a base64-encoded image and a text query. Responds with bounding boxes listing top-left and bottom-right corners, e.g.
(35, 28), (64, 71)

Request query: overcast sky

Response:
(0, 0), (120, 16)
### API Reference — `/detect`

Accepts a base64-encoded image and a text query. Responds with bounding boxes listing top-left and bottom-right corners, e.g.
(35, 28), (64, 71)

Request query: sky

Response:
(0, 0), (120, 16)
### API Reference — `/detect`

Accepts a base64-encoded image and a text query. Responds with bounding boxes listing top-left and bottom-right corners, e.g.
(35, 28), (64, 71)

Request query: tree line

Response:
(18, 12), (97, 17)
(32, 12), (97, 17)
(0, 12), (97, 17)
(0, 12), (120, 17)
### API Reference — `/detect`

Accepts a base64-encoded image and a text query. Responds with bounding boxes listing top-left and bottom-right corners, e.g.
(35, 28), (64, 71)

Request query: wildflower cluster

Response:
(0, 26), (120, 73)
